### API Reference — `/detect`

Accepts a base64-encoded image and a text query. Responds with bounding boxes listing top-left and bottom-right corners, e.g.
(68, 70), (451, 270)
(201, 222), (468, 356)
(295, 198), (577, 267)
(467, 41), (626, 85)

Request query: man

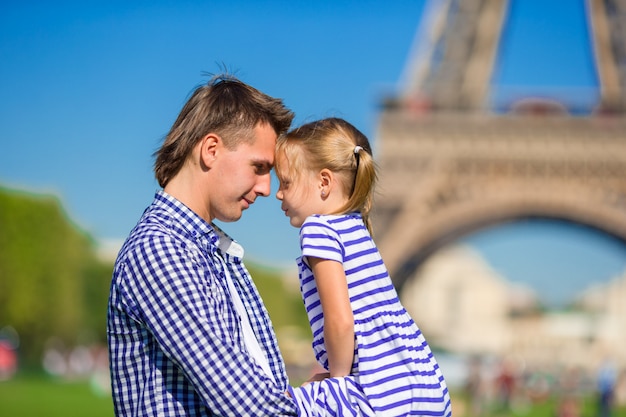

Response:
(107, 74), (298, 416)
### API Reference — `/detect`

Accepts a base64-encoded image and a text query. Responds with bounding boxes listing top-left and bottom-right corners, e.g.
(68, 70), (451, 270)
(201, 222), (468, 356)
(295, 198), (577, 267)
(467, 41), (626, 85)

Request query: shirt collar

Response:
(213, 225), (245, 259)
(153, 190), (244, 259)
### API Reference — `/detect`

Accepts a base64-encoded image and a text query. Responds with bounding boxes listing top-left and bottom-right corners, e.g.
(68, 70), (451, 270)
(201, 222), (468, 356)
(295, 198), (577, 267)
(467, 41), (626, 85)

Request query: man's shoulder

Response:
(116, 212), (189, 261)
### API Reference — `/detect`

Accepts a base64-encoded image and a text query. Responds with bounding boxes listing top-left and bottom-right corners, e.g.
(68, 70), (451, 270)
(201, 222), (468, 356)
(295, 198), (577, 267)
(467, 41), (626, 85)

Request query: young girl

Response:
(276, 117), (452, 416)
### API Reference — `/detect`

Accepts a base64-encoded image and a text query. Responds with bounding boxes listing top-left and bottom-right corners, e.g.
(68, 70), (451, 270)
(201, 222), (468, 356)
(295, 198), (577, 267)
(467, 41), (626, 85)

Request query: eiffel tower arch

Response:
(372, 0), (626, 291)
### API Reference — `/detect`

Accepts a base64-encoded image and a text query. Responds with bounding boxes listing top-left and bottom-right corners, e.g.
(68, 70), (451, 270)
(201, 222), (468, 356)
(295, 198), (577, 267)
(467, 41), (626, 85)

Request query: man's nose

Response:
(256, 173), (272, 197)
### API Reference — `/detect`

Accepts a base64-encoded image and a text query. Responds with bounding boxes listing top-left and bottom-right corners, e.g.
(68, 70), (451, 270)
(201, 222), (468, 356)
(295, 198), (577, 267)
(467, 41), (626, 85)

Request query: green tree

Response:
(0, 187), (111, 365)
(249, 264), (309, 334)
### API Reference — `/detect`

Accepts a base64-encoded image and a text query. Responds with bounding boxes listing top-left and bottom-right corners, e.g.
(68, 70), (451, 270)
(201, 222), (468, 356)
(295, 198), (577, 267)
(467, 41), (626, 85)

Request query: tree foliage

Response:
(247, 264), (310, 334)
(0, 187), (113, 365)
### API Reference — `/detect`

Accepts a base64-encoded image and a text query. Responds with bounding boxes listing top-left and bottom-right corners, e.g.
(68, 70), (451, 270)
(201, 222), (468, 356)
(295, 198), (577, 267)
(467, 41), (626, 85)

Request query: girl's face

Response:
(275, 152), (325, 228)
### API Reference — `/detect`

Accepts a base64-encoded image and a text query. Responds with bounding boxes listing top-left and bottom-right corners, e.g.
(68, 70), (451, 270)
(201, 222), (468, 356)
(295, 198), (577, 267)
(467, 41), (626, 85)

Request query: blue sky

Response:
(1, 0), (625, 307)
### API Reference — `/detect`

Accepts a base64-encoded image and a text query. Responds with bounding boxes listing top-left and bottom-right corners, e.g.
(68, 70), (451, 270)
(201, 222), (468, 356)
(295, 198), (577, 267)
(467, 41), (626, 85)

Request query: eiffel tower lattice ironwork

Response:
(371, 0), (626, 291)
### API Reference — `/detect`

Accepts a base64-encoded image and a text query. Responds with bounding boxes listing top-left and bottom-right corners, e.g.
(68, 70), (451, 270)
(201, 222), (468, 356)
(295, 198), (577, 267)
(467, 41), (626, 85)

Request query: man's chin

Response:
(215, 211), (243, 223)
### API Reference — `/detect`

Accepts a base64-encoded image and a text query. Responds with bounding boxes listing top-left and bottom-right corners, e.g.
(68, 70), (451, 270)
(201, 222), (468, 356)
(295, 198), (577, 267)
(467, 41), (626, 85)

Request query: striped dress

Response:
(288, 213), (452, 417)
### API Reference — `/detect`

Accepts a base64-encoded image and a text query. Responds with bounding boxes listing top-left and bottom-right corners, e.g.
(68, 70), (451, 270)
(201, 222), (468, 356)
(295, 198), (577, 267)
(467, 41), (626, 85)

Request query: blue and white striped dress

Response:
(288, 213), (452, 417)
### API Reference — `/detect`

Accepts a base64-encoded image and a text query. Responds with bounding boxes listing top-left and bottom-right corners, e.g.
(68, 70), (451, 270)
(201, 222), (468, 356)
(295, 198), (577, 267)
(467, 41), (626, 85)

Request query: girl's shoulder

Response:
(304, 212), (362, 224)
(301, 214), (337, 234)
(301, 213), (366, 238)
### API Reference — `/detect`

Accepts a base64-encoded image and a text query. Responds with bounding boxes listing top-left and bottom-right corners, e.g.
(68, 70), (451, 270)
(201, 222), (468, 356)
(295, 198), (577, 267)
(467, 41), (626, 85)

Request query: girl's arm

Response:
(308, 256), (355, 377)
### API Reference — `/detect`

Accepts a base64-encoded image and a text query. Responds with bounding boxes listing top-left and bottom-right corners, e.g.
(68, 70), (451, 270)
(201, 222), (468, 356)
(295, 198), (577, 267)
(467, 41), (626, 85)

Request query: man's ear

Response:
(198, 133), (220, 168)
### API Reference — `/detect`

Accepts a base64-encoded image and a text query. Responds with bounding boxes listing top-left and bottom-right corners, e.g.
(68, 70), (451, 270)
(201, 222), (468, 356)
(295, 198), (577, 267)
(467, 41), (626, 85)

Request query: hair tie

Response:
(351, 145), (363, 196)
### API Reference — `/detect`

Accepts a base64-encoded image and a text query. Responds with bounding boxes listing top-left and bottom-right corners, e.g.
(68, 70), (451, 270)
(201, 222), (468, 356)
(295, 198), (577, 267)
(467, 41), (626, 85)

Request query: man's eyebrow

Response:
(251, 158), (273, 170)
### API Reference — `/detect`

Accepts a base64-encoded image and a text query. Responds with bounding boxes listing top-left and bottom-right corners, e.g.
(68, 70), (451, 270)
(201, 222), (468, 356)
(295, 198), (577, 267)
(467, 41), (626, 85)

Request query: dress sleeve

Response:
(118, 232), (297, 416)
(299, 216), (344, 263)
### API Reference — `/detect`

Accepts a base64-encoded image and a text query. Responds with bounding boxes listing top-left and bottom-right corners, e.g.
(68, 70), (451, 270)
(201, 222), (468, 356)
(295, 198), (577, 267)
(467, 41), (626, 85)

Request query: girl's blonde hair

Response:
(276, 117), (377, 234)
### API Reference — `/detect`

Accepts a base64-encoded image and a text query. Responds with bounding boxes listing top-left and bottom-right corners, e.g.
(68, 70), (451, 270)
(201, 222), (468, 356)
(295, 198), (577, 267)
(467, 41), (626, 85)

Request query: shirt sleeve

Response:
(300, 216), (344, 263)
(118, 232), (297, 416)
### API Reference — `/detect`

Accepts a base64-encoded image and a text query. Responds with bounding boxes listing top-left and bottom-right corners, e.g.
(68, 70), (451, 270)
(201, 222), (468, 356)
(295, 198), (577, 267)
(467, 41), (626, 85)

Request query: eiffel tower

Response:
(372, 0), (626, 291)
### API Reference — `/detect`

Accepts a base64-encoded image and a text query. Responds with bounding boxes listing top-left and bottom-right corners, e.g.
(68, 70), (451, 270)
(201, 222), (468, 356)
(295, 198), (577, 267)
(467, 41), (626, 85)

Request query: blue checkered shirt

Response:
(107, 191), (297, 416)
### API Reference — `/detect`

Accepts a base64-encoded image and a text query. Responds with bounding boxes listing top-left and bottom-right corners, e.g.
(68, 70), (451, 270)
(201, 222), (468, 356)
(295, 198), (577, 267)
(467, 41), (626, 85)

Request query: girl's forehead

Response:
(277, 146), (299, 166)
(275, 152), (290, 168)
(274, 156), (292, 178)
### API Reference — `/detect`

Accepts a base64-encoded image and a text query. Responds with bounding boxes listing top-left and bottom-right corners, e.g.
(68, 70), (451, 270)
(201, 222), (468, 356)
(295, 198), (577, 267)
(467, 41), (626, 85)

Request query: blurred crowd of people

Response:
(0, 326), (19, 380)
(460, 355), (625, 417)
(41, 339), (110, 396)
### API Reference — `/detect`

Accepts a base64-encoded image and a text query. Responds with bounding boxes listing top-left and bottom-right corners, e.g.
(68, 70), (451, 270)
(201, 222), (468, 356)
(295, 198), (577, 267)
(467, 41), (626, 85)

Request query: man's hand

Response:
(301, 372), (331, 386)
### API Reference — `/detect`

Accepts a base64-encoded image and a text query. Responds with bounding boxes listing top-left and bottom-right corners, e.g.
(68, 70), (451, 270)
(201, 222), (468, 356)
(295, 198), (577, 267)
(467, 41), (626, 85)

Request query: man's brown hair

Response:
(154, 74), (294, 187)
